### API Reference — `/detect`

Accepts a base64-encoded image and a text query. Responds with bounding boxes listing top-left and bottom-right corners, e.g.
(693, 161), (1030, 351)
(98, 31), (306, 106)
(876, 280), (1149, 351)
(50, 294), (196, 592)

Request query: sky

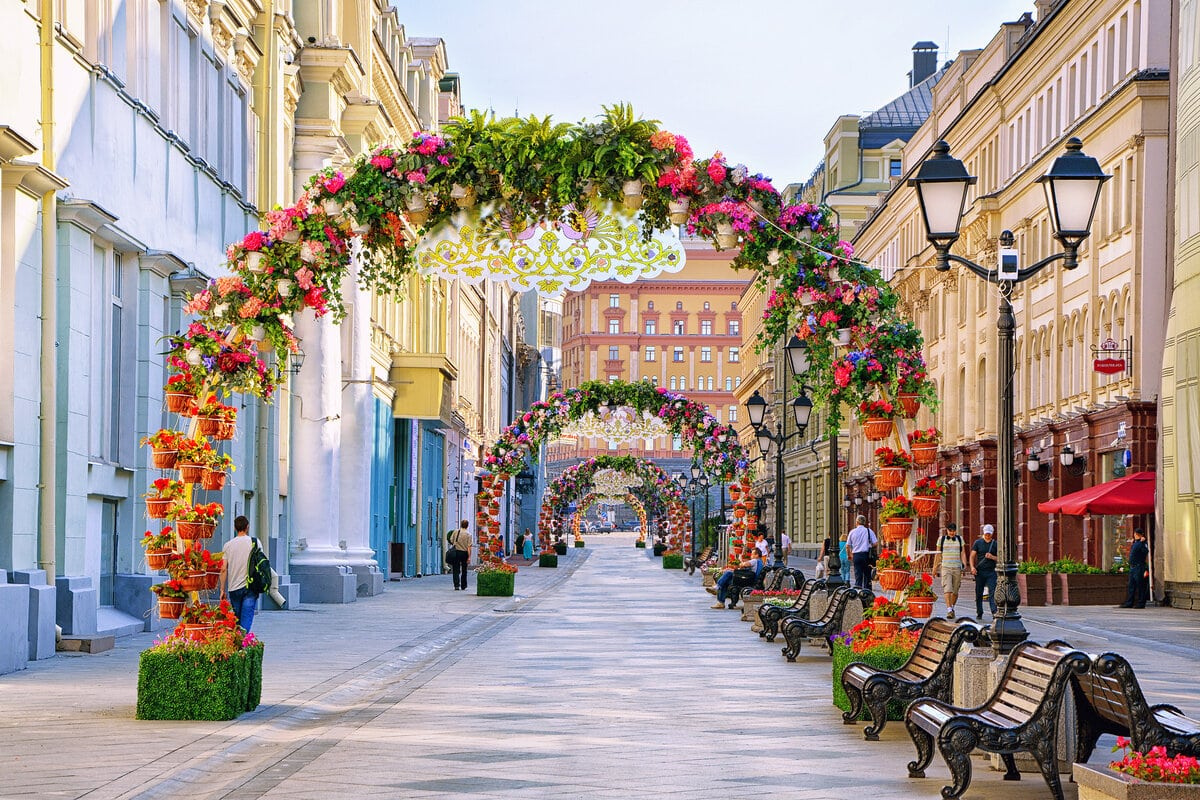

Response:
(397, 0), (1035, 187)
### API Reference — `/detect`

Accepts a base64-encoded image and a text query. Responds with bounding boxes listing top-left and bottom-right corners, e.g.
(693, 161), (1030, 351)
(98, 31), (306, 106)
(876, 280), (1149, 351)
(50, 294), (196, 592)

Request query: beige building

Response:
(1162, 2), (1200, 607)
(852, 0), (1171, 567)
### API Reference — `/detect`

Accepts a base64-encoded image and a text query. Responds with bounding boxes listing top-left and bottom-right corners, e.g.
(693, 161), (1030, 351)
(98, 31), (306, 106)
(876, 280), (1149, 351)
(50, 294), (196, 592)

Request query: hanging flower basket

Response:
(146, 549), (174, 571)
(146, 498), (175, 519)
(204, 571), (221, 590)
(180, 623), (215, 642)
(200, 469), (228, 491)
(733, 507), (746, 519)
(898, 393), (921, 418)
(151, 449), (179, 470)
(863, 418), (894, 441)
(157, 598), (184, 619)
(871, 616), (901, 635)
(877, 568), (912, 591)
(911, 442), (938, 466)
(905, 597), (935, 619)
(179, 572), (207, 592)
(876, 466), (906, 491)
(714, 222), (738, 249)
(913, 496), (941, 518)
(176, 521), (215, 540)
(196, 416), (223, 437)
(178, 463), (207, 484)
(728, 485), (742, 501)
(165, 393), (193, 414)
(668, 198), (690, 224)
(835, 328), (852, 347)
(882, 518), (915, 541)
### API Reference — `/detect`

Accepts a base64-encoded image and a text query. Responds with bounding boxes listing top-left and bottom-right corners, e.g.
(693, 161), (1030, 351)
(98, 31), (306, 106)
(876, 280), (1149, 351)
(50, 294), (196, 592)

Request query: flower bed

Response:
(831, 624), (919, 721)
(662, 553), (683, 569)
(136, 630), (263, 721)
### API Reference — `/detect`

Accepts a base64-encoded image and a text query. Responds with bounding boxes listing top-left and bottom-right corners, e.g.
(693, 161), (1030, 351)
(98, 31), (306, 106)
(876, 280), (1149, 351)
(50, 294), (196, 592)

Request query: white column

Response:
(338, 264), (376, 570)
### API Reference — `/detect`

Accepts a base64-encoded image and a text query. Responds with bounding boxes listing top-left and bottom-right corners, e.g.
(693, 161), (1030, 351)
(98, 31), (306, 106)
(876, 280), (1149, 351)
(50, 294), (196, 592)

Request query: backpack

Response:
(248, 540), (271, 595)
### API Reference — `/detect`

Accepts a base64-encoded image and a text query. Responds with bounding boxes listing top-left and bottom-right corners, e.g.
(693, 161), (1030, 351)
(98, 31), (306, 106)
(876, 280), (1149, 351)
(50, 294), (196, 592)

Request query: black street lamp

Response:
(909, 136), (1108, 653)
(744, 336), (813, 570)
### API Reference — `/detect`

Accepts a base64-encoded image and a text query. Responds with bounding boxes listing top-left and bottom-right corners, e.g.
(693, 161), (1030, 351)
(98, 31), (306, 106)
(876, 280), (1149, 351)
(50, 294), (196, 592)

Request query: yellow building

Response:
(852, 0), (1170, 568)
(1162, 3), (1200, 607)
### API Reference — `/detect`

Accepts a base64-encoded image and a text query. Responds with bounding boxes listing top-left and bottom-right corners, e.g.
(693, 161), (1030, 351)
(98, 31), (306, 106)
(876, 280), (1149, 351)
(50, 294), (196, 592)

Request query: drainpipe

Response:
(37, 0), (57, 586)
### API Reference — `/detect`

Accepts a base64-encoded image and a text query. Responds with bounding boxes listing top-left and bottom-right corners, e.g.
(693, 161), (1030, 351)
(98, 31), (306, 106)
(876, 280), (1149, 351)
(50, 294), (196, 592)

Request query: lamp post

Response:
(909, 137), (1108, 653)
(745, 336), (813, 569)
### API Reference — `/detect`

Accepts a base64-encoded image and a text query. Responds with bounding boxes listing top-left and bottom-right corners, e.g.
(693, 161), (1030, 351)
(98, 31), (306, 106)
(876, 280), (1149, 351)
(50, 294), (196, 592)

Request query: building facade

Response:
(852, 0), (1171, 568)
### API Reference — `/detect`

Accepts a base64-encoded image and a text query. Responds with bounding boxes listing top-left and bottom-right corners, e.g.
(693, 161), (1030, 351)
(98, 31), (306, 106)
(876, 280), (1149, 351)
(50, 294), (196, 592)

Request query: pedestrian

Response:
(1119, 527), (1150, 608)
(515, 529), (526, 558)
(219, 515), (259, 631)
(447, 519), (473, 591)
(523, 529), (535, 560)
(712, 549), (763, 610)
(754, 531), (770, 558)
(933, 522), (966, 619)
(846, 514), (877, 590)
(970, 523), (999, 619)
(779, 531), (792, 567)
(838, 533), (851, 584)
(815, 534), (830, 579)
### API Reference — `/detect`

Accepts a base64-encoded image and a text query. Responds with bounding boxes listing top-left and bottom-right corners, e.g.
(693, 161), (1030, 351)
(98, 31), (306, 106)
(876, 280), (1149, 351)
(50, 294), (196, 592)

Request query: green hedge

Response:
(477, 571), (515, 596)
(662, 554), (683, 570)
(831, 641), (913, 721)
(539, 553), (559, 568)
(635, 540), (646, 548)
(554, 542), (568, 555)
(574, 540), (585, 548)
(652, 542), (667, 556)
(136, 643), (264, 721)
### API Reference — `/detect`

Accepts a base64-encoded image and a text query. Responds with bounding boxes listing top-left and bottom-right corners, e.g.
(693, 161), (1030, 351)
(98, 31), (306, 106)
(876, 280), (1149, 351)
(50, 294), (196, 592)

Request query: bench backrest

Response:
(985, 642), (1090, 727)
(900, 618), (981, 680)
(817, 586), (855, 623)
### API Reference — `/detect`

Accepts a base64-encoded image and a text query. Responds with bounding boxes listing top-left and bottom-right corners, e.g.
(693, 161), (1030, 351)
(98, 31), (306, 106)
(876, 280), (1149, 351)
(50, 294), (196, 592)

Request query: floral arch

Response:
(569, 493), (647, 541)
(140, 102), (945, 665)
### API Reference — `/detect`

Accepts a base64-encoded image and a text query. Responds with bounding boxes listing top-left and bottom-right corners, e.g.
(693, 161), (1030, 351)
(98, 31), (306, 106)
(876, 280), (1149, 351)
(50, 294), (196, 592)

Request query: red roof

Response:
(1037, 471), (1155, 516)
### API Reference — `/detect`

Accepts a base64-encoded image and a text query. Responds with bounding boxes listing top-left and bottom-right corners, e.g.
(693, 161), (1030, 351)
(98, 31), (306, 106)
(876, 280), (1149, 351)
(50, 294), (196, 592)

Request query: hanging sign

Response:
(1093, 338), (1127, 374)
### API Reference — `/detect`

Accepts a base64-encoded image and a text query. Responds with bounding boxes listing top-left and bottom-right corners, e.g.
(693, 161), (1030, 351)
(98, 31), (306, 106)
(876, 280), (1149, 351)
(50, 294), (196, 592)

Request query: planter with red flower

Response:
(912, 476), (947, 518)
(142, 429), (183, 470)
(907, 427), (941, 467)
(1073, 737), (1200, 799)
(150, 580), (189, 618)
(163, 372), (203, 415)
(875, 549), (915, 591)
(142, 528), (178, 571)
(879, 496), (918, 542)
(167, 543), (218, 592)
(903, 573), (937, 618)
(874, 447), (912, 491)
(862, 595), (908, 634)
(201, 452), (235, 492)
(194, 395), (238, 439)
(176, 436), (216, 484)
(144, 478), (186, 519)
(168, 502), (223, 541)
(859, 400), (897, 442)
(176, 600), (239, 642)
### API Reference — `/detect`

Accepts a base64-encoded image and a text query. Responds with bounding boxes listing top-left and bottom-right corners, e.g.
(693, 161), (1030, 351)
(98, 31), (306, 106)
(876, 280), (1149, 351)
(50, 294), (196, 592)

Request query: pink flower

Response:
(322, 172), (345, 194)
(406, 171), (427, 184)
(370, 154), (394, 171)
(242, 231), (267, 251)
(707, 158), (727, 184)
(238, 296), (264, 319)
(437, 154), (451, 166)
(294, 267), (315, 290)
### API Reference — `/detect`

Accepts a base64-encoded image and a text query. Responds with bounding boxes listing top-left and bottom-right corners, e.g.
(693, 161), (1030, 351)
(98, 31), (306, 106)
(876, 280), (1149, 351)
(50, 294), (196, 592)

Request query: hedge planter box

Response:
(574, 540), (585, 548)
(539, 553), (559, 568)
(1017, 572), (1052, 606)
(831, 641), (911, 721)
(662, 554), (683, 570)
(635, 540), (646, 549)
(554, 542), (568, 556)
(477, 571), (515, 597)
(652, 543), (667, 556)
(1074, 762), (1200, 799)
(136, 643), (263, 721)
(1057, 573), (1127, 606)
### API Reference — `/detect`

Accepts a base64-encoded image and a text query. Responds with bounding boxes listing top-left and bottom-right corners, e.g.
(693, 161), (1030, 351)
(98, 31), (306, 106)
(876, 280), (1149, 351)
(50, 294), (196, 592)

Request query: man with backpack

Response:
(447, 519), (473, 591)
(219, 515), (271, 631)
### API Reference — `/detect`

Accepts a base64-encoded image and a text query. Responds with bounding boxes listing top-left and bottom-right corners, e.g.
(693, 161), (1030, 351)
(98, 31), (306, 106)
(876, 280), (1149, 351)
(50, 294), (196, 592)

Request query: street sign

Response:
(1093, 357), (1126, 374)
(1092, 337), (1129, 374)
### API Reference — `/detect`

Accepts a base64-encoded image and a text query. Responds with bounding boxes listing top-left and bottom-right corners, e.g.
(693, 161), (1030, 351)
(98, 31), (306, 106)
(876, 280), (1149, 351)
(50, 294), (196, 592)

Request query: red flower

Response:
(242, 231), (266, 251)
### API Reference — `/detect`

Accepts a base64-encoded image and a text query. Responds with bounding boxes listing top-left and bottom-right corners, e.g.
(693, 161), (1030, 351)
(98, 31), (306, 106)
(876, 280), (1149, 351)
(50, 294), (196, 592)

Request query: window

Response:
(728, 320), (740, 336)
(676, 301), (683, 310)
(735, 376), (742, 388)
(650, 375), (658, 385)
(644, 319), (656, 335)
(672, 434), (683, 451)
(646, 300), (654, 309)
(889, 158), (902, 178)
(679, 377), (687, 390)
(731, 301), (738, 310)
(609, 293), (620, 308)
(700, 347), (712, 362)
(608, 375), (619, 383)
(608, 319), (620, 334)
(725, 376), (733, 391)
(108, 251), (124, 459)
(644, 346), (656, 362)
(701, 320), (712, 335)
(672, 347), (684, 362)
(728, 347), (740, 363)
(670, 376), (677, 390)
(608, 346), (619, 360)
(707, 376), (714, 390)
(728, 406), (738, 423)
(673, 320), (685, 335)
(703, 301), (710, 310)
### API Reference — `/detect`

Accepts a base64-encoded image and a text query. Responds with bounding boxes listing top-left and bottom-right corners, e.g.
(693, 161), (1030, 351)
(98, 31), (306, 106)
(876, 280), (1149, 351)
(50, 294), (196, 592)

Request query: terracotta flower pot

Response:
(200, 470), (227, 491)
(204, 571), (220, 590)
(906, 597), (935, 619)
(157, 598), (184, 619)
(898, 393), (921, 419)
(196, 416), (222, 437)
(911, 442), (938, 466)
(146, 549), (174, 571)
(913, 496), (941, 518)
(178, 463), (206, 484)
(165, 392), (193, 414)
(877, 568), (912, 591)
(179, 573), (207, 592)
(176, 521), (215, 540)
(862, 418), (894, 441)
(882, 518), (915, 541)
(870, 616), (900, 635)
(145, 497), (175, 519)
(875, 466), (906, 490)
(180, 623), (215, 642)
(151, 449), (178, 470)
(215, 420), (235, 440)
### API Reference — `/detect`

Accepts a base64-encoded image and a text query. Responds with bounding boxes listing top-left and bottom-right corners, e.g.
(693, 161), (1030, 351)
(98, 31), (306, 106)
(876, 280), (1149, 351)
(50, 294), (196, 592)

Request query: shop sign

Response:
(1093, 338), (1126, 374)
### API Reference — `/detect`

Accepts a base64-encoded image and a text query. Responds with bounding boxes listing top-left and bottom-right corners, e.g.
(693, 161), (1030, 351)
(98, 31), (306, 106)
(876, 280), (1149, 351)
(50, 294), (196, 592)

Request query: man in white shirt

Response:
(779, 532), (792, 566)
(219, 515), (258, 631)
(754, 531), (770, 558)
(846, 515), (878, 590)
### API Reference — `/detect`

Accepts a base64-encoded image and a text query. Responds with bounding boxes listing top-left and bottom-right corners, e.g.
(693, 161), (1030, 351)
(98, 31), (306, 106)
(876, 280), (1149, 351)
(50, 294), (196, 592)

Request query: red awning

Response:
(1037, 471), (1155, 516)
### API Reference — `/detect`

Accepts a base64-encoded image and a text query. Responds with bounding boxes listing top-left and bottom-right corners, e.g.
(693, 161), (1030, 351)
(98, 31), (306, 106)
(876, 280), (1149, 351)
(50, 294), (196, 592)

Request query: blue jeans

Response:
(715, 571), (734, 605)
(852, 552), (872, 589)
(228, 588), (258, 632)
(975, 570), (998, 617)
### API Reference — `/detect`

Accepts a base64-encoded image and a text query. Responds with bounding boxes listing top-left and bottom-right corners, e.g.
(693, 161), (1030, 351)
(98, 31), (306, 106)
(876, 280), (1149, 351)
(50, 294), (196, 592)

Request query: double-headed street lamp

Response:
(745, 335), (814, 569)
(676, 467), (709, 559)
(908, 136), (1108, 653)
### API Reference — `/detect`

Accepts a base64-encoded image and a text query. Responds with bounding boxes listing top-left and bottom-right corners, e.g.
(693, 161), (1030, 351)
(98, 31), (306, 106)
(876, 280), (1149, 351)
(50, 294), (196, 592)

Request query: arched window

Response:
(725, 376), (733, 391)
(703, 301), (710, 310)
(958, 367), (967, 439)
(670, 376), (677, 390)
(647, 300), (654, 310)
(976, 358), (987, 428)
(707, 376), (714, 390)
(676, 301), (683, 310)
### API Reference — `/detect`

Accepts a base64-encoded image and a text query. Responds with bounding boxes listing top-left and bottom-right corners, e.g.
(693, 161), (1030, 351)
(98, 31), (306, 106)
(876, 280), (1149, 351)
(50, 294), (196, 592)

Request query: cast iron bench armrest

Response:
(757, 578), (825, 641)
(779, 586), (873, 662)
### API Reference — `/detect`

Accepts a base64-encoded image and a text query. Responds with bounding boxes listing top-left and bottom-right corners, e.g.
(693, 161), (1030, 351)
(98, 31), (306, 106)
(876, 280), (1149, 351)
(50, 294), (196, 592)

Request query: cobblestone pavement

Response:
(1, 535), (1198, 799)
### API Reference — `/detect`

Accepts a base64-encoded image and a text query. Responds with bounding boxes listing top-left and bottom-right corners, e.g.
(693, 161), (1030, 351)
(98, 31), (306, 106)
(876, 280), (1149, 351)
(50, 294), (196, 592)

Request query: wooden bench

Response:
(903, 641), (1090, 800)
(757, 578), (826, 642)
(841, 617), (983, 740)
(1071, 650), (1200, 762)
(779, 586), (873, 662)
(684, 546), (714, 575)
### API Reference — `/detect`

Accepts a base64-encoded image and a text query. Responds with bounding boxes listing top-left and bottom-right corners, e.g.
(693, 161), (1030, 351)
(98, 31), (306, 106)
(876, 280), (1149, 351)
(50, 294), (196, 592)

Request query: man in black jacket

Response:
(1119, 527), (1150, 608)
